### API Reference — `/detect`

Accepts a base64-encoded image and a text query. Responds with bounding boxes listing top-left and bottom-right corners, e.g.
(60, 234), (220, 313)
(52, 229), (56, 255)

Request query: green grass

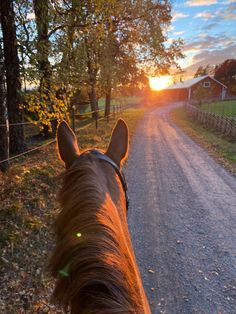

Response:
(98, 96), (143, 108)
(171, 106), (236, 173)
(201, 100), (236, 117)
(74, 107), (146, 151)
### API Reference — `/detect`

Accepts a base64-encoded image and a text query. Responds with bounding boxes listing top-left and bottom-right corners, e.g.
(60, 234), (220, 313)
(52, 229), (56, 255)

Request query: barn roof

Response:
(165, 75), (227, 90)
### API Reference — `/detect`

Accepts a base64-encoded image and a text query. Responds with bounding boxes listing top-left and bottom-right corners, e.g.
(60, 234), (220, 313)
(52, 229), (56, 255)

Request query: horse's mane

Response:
(49, 154), (144, 313)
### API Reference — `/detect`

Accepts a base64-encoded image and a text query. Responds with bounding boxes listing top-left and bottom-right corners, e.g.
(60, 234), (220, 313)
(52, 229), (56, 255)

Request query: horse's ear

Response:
(57, 121), (80, 169)
(106, 119), (129, 167)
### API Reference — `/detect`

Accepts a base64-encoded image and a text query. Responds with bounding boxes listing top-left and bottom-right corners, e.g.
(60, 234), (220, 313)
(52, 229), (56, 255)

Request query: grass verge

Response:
(171, 106), (236, 175)
(0, 107), (146, 313)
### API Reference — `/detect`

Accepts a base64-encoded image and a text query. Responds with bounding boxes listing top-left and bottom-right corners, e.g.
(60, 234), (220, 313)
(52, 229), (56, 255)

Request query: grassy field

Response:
(201, 100), (236, 117)
(98, 96), (143, 108)
(171, 106), (236, 174)
(0, 108), (146, 313)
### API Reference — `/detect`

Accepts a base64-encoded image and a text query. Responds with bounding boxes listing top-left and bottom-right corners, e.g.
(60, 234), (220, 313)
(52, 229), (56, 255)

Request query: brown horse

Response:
(50, 119), (151, 314)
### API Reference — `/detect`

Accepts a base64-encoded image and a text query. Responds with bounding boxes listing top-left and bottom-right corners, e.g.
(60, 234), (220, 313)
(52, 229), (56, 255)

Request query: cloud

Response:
(224, 12), (236, 20)
(224, 0), (235, 4)
(195, 4), (236, 24)
(186, 0), (217, 7)
(195, 12), (214, 19)
(193, 44), (235, 62)
(201, 22), (219, 30)
(222, 4), (236, 20)
(172, 12), (189, 21)
(173, 31), (186, 36)
(184, 44), (236, 75)
(183, 33), (235, 54)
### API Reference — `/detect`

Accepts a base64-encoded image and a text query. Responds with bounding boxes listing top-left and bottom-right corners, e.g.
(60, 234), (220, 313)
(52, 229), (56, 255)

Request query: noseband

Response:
(71, 150), (129, 211)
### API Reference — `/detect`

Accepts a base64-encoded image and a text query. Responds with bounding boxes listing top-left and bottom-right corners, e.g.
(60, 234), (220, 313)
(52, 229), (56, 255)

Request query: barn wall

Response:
(160, 88), (189, 101)
(160, 77), (225, 103)
(191, 77), (224, 100)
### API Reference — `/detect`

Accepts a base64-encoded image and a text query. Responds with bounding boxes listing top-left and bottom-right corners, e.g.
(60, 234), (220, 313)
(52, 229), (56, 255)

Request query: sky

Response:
(168, 0), (236, 79)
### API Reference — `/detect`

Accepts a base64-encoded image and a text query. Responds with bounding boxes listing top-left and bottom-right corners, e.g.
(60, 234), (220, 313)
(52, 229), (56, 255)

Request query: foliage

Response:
(214, 59), (236, 95)
(23, 87), (69, 130)
(194, 65), (213, 78)
(13, 0), (184, 116)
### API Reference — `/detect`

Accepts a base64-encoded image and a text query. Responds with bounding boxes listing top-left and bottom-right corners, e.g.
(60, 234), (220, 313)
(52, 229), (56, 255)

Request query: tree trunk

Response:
(0, 39), (9, 171)
(85, 36), (99, 120)
(33, 0), (56, 138)
(88, 82), (99, 120)
(105, 84), (112, 118)
(0, 0), (25, 154)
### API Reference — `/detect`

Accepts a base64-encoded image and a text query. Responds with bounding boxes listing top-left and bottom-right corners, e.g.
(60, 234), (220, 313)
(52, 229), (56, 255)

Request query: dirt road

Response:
(126, 104), (236, 314)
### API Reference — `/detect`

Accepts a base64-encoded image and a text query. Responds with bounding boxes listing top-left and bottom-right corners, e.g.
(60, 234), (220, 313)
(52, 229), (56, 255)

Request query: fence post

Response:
(95, 109), (98, 129)
(185, 103), (236, 140)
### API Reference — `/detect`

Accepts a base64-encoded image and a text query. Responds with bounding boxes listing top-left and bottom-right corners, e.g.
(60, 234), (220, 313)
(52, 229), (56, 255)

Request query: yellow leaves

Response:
(15, 175), (21, 182)
(24, 87), (68, 129)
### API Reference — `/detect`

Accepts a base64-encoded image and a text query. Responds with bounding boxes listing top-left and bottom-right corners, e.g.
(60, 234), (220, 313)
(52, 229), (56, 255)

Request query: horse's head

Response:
(51, 119), (150, 313)
(57, 119), (128, 170)
(57, 119), (129, 216)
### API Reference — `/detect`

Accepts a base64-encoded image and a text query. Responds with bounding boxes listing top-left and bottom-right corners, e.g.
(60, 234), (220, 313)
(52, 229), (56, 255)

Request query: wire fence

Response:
(0, 108), (106, 127)
(0, 104), (124, 168)
(185, 104), (236, 139)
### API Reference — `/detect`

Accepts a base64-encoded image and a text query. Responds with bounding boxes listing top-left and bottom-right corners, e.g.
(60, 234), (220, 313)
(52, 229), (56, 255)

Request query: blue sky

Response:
(169, 0), (236, 78)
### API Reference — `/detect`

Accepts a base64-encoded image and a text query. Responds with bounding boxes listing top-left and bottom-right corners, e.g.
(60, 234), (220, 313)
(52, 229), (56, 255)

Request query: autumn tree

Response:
(194, 64), (215, 78)
(214, 59), (236, 95)
(95, 0), (183, 116)
(15, 0), (66, 136)
(14, 0), (183, 124)
(33, 0), (60, 137)
(0, 0), (25, 154)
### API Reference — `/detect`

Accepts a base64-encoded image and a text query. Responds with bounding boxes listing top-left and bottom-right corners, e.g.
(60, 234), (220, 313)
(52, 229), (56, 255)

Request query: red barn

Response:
(161, 75), (227, 103)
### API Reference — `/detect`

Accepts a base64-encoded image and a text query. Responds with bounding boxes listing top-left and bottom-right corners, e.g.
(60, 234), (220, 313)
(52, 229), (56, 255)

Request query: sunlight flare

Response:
(149, 76), (172, 91)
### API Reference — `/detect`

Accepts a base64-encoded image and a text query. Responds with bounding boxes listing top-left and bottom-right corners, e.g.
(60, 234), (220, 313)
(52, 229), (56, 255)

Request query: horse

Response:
(49, 119), (151, 314)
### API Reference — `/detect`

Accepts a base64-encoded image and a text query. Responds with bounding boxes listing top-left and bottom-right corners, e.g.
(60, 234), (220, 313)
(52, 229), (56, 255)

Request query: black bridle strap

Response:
(90, 150), (129, 211)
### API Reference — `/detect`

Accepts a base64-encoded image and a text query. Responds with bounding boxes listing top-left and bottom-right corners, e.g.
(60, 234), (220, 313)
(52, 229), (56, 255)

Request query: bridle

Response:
(71, 150), (129, 211)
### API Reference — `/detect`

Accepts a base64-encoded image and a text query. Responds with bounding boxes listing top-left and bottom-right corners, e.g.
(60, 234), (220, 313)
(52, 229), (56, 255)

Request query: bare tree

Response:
(0, 37), (9, 171)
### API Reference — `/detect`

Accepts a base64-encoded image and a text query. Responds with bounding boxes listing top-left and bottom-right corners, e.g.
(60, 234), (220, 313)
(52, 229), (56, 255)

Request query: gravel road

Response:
(126, 103), (236, 314)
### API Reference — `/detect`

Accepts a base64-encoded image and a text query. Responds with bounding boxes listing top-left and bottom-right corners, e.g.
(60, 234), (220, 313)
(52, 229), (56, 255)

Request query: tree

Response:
(214, 59), (236, 95)
(0, 37), (9, 171)
(0, 0), (25, 154)
(194, 65), (212, 78)
(33, 0), (58, 137)
(14, 0), (184, 125)
(96, 0), (184, 116)
(15, 0), (64, 137)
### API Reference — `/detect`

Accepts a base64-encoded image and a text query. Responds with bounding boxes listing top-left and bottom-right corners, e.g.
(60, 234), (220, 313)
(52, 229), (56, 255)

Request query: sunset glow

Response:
(149, 76), (172, 91)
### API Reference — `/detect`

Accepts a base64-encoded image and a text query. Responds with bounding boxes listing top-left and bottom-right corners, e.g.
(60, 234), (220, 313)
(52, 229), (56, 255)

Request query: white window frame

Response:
(203, 81), (211, 88)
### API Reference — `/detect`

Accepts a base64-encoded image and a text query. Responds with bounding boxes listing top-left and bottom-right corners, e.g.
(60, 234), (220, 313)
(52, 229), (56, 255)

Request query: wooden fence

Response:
(185, 104), (236, 139)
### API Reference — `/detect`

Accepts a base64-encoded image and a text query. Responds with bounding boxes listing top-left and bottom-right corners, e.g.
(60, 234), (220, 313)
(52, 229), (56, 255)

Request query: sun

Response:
(149, 76), (172, 91)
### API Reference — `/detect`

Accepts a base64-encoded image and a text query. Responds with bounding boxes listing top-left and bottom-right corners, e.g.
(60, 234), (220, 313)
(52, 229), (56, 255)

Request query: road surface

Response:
(126, 104), (236, 314)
